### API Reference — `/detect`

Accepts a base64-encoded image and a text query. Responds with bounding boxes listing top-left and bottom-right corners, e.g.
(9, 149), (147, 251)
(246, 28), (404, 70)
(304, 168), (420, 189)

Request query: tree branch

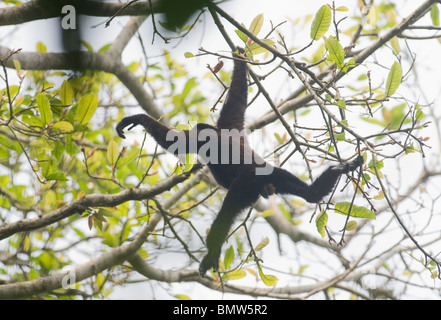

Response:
(0, 171), (193, 240)
(0, 45), (167, 123)
(0, 210), (162, 299)
(0, 0), (163, 26)
(229, 0), (438, 130)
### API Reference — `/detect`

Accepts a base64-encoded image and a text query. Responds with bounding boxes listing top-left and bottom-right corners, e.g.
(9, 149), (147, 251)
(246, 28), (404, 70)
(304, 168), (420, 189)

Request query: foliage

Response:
(0, 0), (440, 300)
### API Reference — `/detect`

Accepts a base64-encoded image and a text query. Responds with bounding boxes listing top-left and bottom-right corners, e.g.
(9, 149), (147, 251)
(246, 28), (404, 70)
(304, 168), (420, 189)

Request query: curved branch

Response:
(0, 0), (163, 26)
(128, 252), (395, 299)
(0, 171), (192, 240)
(0, 45), (167, 123)
(108, 15), (147, 57)
(0, 211), (162, 299)
(0, 11), (170, 122)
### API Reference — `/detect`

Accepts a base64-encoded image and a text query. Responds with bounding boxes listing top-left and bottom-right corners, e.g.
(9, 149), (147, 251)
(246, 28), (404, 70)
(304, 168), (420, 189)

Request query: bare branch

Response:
(0, 0), (162, 26)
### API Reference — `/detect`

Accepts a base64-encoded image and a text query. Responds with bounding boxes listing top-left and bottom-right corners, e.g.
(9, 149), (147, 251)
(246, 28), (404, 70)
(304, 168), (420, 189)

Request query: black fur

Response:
(116, 47), (363, 276)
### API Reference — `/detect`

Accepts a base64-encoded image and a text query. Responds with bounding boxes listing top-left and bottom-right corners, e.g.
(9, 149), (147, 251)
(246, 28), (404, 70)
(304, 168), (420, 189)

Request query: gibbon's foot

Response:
(334, 155), (364, 174)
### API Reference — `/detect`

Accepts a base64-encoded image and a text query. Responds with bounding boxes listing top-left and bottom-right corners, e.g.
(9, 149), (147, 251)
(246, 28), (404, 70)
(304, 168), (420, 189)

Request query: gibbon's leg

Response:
(270, 156), (363, 203)
(199, 170), (262, 276)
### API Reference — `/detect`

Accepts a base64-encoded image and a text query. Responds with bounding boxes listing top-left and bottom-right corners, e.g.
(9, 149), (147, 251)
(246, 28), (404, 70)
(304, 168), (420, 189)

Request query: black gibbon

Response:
(116, 47), (363, 276)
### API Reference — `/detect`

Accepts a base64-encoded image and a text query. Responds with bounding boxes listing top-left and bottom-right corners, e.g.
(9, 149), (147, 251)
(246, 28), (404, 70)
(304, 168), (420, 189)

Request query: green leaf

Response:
(182, 77), (197, 99)
(116, 148), (140, 169)
(0, 134), (15, 149)
(12, 59), (21, 73)
(325, 35), (345, 68)
(260, 209), (274, 218)
(367, 5), (378, 29)
(174, 163), (184, 175)
(223, 246), (234, 270)
(384, 61), (402, 97)
(431, 4), (439, 26)
(367, 157), (384, 176)
(75, 94), (98, 124)
(1, 85), (19, 101)
(46, 171), (68, 181)
(384, 103), (410, 130)
(36, 93), (53, 125)
(334, 132), (345, 141)
(59, 80), (74, 105)
(258, 265), (278, 286)
(335, 202), (376, 220)
(52, 121), (74, 132)
(390, 36), (400, 55)
(345, 220), (358, 231)
(415, 103), (426, 122)
(174, 152), (195, 174)
(184, 153), (195, 171)
(248, 39), (275, 55)
(254, 237), (269, 252)
(98, 43), (112, 53)
(342, 58), (356, 73)
(36, 251), (56, 272)
(228, 269), (247, 280)
(235, 24), (249, 43)
(81, 40), (94, 52)
(53, 141), (64, 162)
(249, 13), (264, 36)
(107, 140), (119, 166)
(184, 52), (194, 58)
(315, 210), (328, 238)
(336, 99), (346, 109)
(36, 41), (47, 53)
(310, 5), (332, 40)
(66, 134), (78, 156)
(297, 265), (309, 275)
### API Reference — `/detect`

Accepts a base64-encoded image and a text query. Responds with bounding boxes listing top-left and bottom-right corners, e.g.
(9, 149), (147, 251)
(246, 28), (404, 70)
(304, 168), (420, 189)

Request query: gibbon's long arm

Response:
(216, 47), (248, 131)
(116, 113), (196, 155)
(116, 47), (363, 277)
(116, 114), (175, 148)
